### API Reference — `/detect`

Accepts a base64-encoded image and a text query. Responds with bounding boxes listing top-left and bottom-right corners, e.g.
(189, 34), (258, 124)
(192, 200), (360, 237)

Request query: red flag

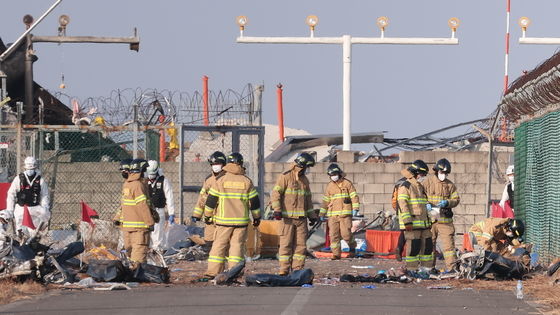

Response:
(81, 201), (99, 227)
(22, 205), (36, 230)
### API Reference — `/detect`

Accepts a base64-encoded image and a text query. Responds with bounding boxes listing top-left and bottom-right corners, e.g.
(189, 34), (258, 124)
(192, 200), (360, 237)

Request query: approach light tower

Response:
(235, 15), (460, 151)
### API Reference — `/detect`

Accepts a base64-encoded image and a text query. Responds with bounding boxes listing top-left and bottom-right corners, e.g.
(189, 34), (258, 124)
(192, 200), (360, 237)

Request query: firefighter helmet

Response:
(433, 158), (452, 173)
(119, 158), (133, 171)
(408, 159), (428, 176)
(327, 163), (343, 176)
(227, 152), (244, 166)
(294, 152), (315, 168)
(507, 219), (525, 238)
(208, 151), (227, 165)
(129, 159), (148, 173)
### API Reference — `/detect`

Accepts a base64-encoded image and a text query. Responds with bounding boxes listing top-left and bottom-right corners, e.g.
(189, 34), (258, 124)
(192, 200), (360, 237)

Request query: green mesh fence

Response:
(515, 110), (560, 263)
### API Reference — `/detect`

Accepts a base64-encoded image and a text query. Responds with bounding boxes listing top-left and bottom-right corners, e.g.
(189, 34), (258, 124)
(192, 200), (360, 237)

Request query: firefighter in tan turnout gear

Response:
(271, 152), (318, 275)
(203, 153), (261, 278)
(397, 160), (434, 271)
(423, 158), (460, 271)
(113, 159), (155, 266)
(319, 163), (359, 259)
(192, 151), (227, 245)
(469, 217), (525, 256)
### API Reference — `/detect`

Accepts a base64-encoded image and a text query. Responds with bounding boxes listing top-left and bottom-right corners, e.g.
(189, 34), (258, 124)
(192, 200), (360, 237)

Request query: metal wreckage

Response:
(0, 223), (171, 285)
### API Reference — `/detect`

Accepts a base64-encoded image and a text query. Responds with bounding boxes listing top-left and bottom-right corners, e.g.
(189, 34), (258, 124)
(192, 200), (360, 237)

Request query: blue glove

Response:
(352, 209), (359, 217)
(426, 203), (432, 211)
(437, 200), (449, 208)
(320, 216), (328, 222)
(168, 214), (175, 225)
(191, 216), (200, 223)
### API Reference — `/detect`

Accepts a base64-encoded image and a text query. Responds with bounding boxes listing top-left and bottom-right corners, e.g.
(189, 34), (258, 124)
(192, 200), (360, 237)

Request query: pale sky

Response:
(1, 1), (559, 144)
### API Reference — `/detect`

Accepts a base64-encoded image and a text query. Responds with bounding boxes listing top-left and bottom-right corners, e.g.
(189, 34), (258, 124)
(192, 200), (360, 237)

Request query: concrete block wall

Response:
(49, 151), (512, 241)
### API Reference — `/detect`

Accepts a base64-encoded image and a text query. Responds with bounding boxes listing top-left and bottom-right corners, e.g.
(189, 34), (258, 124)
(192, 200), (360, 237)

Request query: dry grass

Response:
(0, 279), (46, 305)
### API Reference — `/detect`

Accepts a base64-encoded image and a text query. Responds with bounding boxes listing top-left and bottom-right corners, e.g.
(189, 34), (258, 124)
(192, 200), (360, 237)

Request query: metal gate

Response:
(178, 125), (265, 221)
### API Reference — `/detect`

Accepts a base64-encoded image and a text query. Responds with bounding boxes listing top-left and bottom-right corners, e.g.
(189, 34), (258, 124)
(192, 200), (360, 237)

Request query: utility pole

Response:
(235, 15), (460, 151)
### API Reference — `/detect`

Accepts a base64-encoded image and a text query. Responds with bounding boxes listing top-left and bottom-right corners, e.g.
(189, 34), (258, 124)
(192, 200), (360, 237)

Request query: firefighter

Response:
(319, 163), (359, 259)
(203, 153), (261, 278)
(119, 158), (133, 180)
(499, 165), (515, 212)
(0, 156), (50, 240)
(113, 159), (155, 267)
(397, 160), (433, 271)
(271, 152), (318, 275)
(391, 176), (407, 261)
(423, 158), (461, 271)
(192, 151), (227, 246)
(469, 218), (524, 255)
(146, 160), (175, 251)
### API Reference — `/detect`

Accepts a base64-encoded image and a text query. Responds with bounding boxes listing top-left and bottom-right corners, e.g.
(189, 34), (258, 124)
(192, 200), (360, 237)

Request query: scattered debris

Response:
(427, 285), (453, 290)
(351, 265), (374, 269)
(362, 285), (377, 289)
(213, 261), (245, 285)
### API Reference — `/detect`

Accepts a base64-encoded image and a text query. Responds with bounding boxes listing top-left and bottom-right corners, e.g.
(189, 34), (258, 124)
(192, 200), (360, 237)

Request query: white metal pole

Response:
(342, 35), (352, 151)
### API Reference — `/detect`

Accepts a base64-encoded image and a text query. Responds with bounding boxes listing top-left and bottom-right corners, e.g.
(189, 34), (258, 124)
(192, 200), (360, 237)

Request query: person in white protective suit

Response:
(0, 156), (50, 239)
(145, 160), (175, 251)
(499, 165), (515, 212)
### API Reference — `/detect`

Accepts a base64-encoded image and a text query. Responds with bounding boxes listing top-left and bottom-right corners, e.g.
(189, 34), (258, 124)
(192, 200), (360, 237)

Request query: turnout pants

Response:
(328, 215), (356, 258)
(205, 225), (247, 277)
(150, 208), (167, 250)
(431, 221), (456, 270)
(123, 230), (150, 263)
(278, 218), (308, 275)
(404, 229), (433, 269)
(204, 222), (216, 242)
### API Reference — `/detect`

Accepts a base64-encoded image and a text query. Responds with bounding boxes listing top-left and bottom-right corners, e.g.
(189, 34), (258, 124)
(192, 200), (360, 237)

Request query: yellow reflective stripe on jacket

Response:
(248, 189), (258, 199)
(273, 185), (284, 193)
(121, 221), (149, 228)
(282, 210), (306, 217)
(251, 209), (261, 217)
(122, 194), (147, 206)
(398, 194), (410, 200)
(199, 188), (207, 195)
(319, 208), (327, 214)
(330, 193), (351, 199)
(352, 203), (360, 209)
(329, 209), (353, 216)
(450, 192), (459, 199)
(408, 198), (428, 205)
(481, 232), (493, 240)
(438, 217), (453, 223)
(271, 201), (281, 208)
(349, 191), (358, 198)
(193, 207), (204, 216)
(284, 188), (310, 195)
(214, 216), (250, 225)
(322, 195), (331, 202)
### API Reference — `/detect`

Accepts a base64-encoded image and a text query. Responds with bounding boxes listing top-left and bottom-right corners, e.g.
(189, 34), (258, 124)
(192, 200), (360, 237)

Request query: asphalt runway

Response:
(0, 285), (540, 315)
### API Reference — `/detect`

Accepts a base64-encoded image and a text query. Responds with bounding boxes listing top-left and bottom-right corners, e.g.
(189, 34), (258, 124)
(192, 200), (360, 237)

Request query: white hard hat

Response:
(23, 156), (37, 170)
(146, 160), (159, 175)
(506, 165), (514, 175)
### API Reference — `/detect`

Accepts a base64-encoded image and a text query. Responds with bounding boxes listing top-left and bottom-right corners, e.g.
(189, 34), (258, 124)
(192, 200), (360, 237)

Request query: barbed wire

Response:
(50, 84), (260, 127)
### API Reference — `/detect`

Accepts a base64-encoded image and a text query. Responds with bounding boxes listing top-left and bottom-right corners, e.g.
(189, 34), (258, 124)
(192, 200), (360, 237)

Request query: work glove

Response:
(253, 218), (261, 227)
(273, 211), (282, 220)
(168, 214), (175, 225)
(319, 216), (328, 222)
(203, 216), (213, 225)
(352, 209), (359, 217)
(308, 218), (318, 226)
(404, 223), (413, 232)
(437, 200), (449, 208)
(113, 220), (121, 226)
(148, 225), (154, 232)
(426, 204), (432, 211)
(191, 216), (200, 223)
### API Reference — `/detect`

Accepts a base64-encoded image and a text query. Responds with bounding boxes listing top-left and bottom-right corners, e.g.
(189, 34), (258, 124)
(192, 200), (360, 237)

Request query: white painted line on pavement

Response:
(281, 287), (315, 315)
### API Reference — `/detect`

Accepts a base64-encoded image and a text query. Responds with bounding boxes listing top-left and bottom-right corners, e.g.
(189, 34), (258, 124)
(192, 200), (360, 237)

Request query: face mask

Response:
(506, 231), (514, 238)
(24, 169), (35, 177)
(508, 175), (514, 182)
(304, 168), (310, 175)
(330, 175), (340, 182)
(211, 165), (223, 173)
(148, 174), (156, 180)
(121, 172), (128, 179)
(417, 176), (426, 183)
(438, 173), (447, 181)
